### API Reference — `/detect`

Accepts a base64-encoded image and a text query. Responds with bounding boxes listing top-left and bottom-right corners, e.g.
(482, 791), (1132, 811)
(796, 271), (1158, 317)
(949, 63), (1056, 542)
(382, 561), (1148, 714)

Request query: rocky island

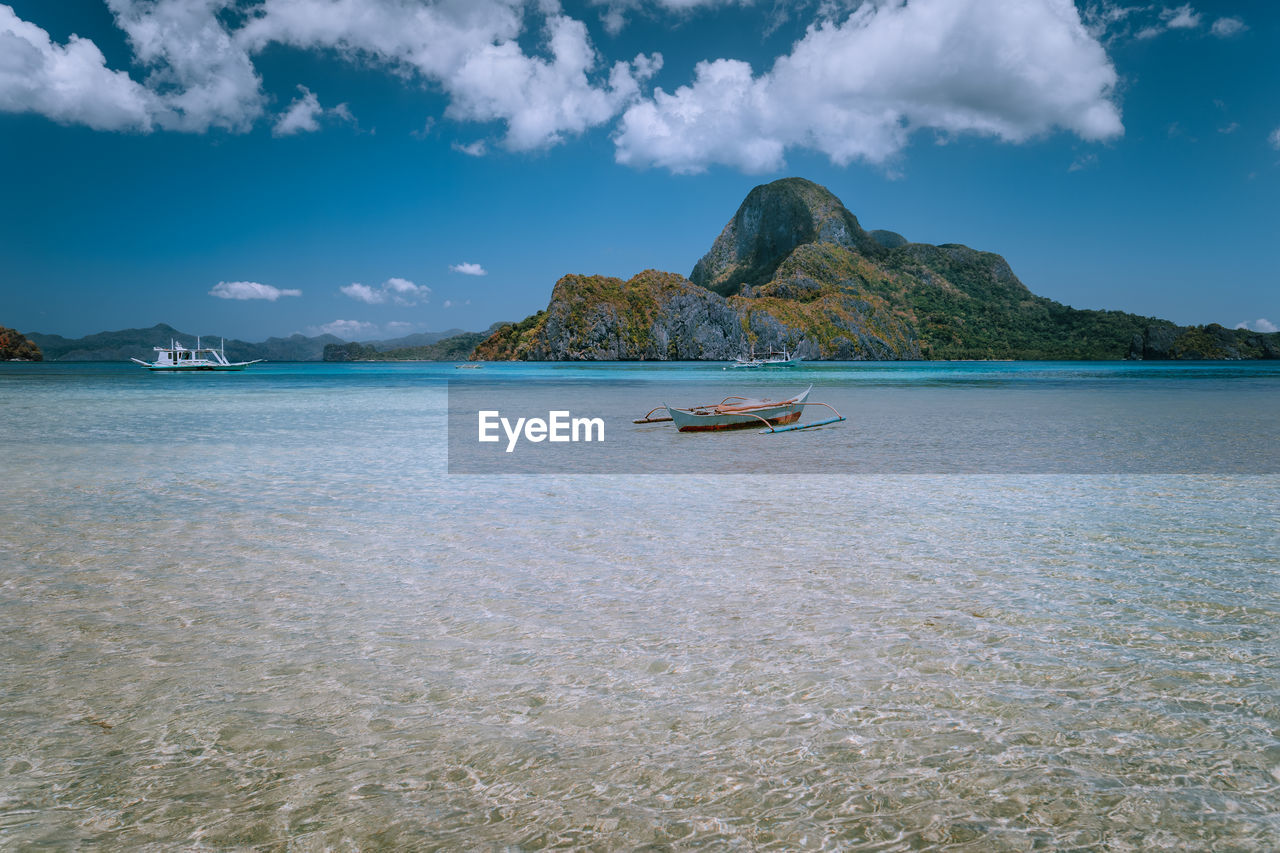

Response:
(0, 326), (42, 361)
(475, 178), (1278, 361)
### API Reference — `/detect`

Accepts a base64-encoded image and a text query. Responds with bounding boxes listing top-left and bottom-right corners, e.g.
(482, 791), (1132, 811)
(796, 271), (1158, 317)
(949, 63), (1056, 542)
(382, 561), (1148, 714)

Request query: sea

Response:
(2, 360), (1278, 850)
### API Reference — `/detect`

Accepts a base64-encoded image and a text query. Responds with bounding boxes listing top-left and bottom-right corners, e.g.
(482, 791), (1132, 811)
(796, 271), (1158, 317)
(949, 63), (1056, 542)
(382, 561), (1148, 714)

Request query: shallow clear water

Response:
(2, 362), (1279, 850)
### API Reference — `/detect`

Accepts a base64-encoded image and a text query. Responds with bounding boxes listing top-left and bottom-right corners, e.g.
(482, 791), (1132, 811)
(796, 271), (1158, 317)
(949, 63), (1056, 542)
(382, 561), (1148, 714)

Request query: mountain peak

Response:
(689, 177), (875, 297)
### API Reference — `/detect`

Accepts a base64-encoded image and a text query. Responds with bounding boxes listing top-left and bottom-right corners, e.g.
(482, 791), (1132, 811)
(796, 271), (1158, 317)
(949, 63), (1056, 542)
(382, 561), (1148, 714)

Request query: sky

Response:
(1, 0), (1277, 342)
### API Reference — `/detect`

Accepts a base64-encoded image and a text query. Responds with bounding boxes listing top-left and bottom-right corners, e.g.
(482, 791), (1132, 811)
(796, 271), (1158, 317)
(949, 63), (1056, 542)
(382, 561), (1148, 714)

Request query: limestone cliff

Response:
(475, 178), (1279, 361)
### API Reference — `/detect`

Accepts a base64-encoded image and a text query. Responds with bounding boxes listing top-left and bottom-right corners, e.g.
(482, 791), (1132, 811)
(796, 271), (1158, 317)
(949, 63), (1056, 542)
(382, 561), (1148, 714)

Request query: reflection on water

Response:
(2, 363), (1279, 849)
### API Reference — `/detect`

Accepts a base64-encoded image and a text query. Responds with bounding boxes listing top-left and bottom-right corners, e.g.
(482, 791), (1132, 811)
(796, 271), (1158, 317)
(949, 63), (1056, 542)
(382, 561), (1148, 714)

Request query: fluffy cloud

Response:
(239, 0), (659, 150)
(0, 5), (155, 130)
(209, 280), (302, 300)
(1134, 3), (1202, 39)
(5, 0), (654, 146)
(1210, 16), (1246, 37)
(339, 282), (382, 304)
(1235, 318), (1278, 334)
(271, 85), (353, 136)
(1162, 4), (1200, 29)
(1269, 128), (1280, 150)
(4, 0), (1129, 173)
(452, 140), (487, 157)
(450, 262), (487, 276)
(274, 85), (323, 135)
(107, 0), (265, 132)
(615, 0), (1123, 173)
(1084, 3), (1244, 43)
(340, 277), (431, 305)
(383, 277), (425, 297)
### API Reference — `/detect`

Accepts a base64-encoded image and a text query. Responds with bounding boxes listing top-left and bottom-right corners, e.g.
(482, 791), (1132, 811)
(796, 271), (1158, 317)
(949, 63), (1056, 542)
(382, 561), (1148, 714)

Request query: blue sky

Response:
(1, 0), (1276, 341)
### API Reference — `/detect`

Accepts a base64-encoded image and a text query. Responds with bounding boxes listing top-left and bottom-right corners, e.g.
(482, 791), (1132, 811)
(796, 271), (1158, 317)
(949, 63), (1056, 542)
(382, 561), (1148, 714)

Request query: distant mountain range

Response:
(23, 324), (479, 362)
(475, 177), (1280, 361)
(322, 324), (506, 361)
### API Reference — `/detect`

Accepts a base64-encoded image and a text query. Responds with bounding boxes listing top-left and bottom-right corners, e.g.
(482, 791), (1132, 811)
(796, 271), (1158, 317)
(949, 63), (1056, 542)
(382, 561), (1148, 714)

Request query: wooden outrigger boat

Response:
(634, 385), (846, 433)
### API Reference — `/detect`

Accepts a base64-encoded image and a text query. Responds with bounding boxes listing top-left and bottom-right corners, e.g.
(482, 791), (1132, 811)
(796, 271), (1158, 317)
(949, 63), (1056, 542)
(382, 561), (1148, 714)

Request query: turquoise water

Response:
(2, 361), (1279, 849)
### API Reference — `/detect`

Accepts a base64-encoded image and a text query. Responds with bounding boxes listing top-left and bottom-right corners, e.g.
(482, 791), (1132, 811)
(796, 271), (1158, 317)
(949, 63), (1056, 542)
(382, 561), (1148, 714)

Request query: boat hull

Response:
(666, 387), (811, 432)
(131, 354), (262, 371)
(144, 364), (250, 371)
(669, 408), (803, 431)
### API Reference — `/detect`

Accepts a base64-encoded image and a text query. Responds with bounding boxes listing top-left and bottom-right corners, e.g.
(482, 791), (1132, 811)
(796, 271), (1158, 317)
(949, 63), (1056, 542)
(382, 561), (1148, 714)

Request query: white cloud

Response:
(239, 0), (658, 151)
(442, 15), (655, 150)
(450, 262), (487, 276)
(1087, 3), (1224, 42)
(340, 277), (431, 305)
(0, 5), (155, 130)
(4, 0), (1137, 175)
(1210, 16), (1246, 37)
(443, 299), (454, 308)
(273, 85), (355, 136)
(615, 0), (1123, 174)
(6, 0), (654, 146)
(1161, 4), (1200, 30)
(106, 0), (265, 132)
(1269, 128), (1280, 150)
(1235, 318), (1277, 334)
(340, 282), (383, 304)
(273, 84), (322, 136)
(210, 280), (302, 300)
(312, 319), (379, 339)
(384, 276), (414, 292)
(453, 140), (487, 157)
(272, 84), (316, 135)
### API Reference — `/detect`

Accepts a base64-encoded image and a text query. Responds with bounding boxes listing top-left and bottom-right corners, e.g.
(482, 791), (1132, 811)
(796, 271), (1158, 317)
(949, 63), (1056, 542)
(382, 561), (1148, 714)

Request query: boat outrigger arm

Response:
(750, 401), (846, 433)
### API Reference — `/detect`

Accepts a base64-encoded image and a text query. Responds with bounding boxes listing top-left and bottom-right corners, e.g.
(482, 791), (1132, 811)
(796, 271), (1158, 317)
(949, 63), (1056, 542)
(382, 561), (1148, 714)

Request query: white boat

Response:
(731, 347), (802, 368)
(664, 386), (812, 431)
(131, 338), (262, 371)
(634, 385), (846, 433)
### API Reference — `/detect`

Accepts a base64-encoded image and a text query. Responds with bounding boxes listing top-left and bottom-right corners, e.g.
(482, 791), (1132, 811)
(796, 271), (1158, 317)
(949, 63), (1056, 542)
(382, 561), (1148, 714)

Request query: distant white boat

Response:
(731, 347), (802, 368)
(131, 338), (262, 371)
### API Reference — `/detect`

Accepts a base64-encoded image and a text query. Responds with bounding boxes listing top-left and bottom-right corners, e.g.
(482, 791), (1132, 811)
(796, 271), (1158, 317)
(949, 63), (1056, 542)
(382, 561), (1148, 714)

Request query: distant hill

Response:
(365, 330), (469, 351)
(324, 325), (505, 361)
(0, 326), (42, 361)
(23, 324), (480, 362)
(476, 177), (1280, 361)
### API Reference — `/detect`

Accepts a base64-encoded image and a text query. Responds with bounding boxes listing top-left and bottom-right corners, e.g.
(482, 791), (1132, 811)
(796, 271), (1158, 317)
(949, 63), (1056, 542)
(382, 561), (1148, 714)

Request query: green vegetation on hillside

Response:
(0, 326), (42, 361)
(323, 331), (488, 361)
